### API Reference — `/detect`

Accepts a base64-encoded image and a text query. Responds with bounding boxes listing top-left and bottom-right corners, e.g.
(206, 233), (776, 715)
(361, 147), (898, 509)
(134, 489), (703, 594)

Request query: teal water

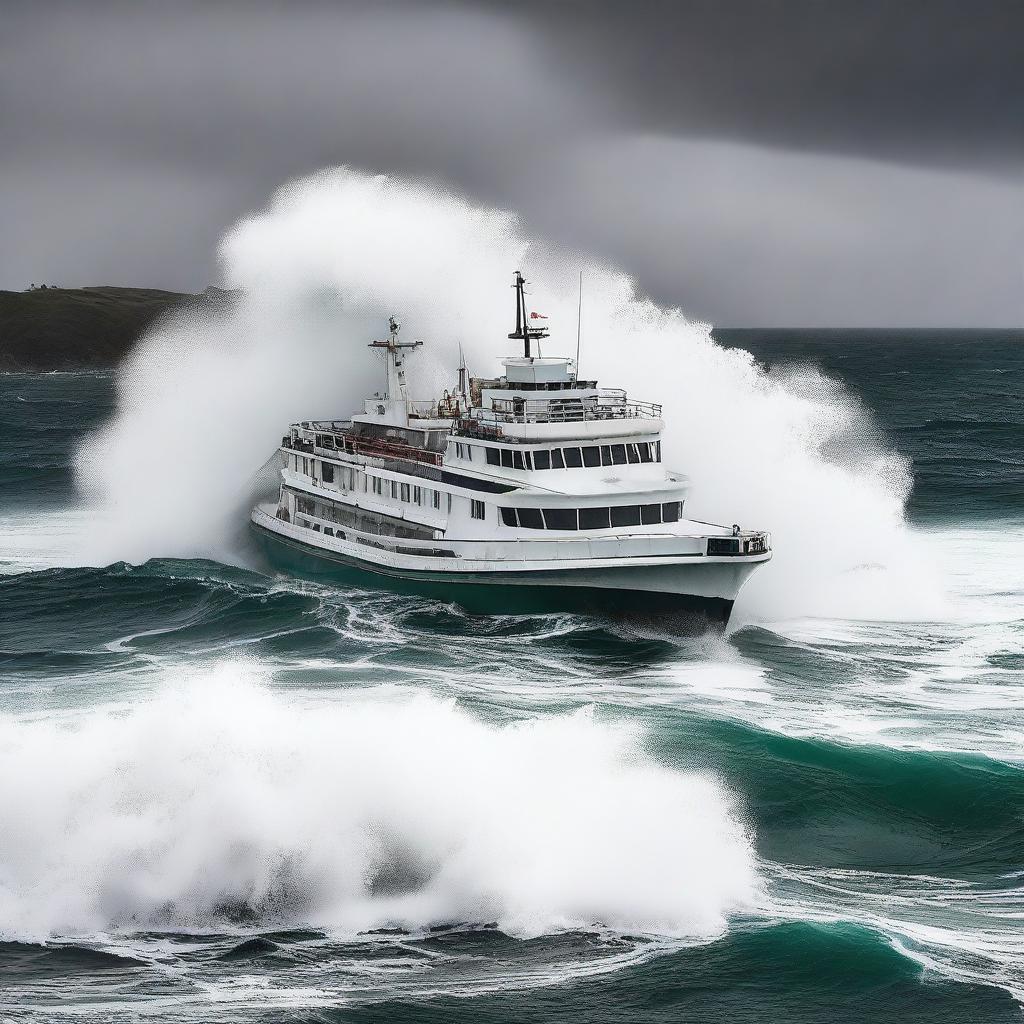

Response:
(0, 335), (1022, 1022)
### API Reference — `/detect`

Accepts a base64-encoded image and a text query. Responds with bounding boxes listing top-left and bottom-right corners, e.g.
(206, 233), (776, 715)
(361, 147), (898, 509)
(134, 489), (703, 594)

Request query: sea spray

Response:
(0, 663), (757, 939)
(76, 166), (939, 620)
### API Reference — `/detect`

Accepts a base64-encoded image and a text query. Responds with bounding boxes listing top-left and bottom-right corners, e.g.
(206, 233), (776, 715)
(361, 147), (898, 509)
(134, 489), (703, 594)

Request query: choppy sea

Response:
(0, 332), (1022, 1023)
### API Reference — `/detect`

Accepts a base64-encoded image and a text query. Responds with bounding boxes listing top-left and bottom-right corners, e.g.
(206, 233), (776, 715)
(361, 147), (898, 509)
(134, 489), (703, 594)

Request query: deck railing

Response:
(287, 429), (443, 467)
(471, 390), (662, 426)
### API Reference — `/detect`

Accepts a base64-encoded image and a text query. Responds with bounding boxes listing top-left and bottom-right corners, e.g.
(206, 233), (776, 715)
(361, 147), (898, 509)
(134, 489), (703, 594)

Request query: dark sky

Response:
(3, 0), (1022, 325)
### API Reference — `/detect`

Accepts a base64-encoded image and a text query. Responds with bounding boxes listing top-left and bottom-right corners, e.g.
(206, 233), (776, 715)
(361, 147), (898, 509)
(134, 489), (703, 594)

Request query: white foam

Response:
(0, 662), (757, 941)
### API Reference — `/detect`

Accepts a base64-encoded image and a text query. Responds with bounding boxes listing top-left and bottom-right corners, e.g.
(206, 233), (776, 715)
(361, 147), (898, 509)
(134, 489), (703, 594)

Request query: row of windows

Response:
(293, 493), (436, 540)
(291, 453), (452, 514)
(368, 475), (447, 510)
(484, 441), (661, 471)
(500, 501), (683, 531)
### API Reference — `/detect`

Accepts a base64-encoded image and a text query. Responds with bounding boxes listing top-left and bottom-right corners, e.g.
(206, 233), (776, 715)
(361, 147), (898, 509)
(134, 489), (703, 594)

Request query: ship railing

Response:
(472, 392), (662, 426)
(286, 428), (443, 468)
(333, 434), (443, 467)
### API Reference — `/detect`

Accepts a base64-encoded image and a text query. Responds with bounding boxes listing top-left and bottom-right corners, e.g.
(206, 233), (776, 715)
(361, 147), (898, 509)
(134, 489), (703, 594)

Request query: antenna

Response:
(575, 270), (583, 379)
(507, 270), (547, 359)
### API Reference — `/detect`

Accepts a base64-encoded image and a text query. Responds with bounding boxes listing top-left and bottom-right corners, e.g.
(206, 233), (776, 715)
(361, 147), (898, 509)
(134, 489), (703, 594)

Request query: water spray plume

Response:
(76, 167), (941, 621)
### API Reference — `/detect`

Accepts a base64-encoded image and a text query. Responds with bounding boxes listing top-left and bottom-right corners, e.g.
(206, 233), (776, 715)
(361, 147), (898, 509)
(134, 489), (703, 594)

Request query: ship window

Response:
(312, 523), (321, 532)
(303, 457), (309, 475)
(324, 527), (334, 537)
(413, 486), (422, 504)
(582, 446), (601, 468)
(533, 449), (551, 470)
(433, 490), (441, 509)
(708, 537), (739, 555)
(662, 501), (681, 523)
(391, 481), (399, 498)
(498, 449), (511, 468)
(523, 451), (533, 470)
(655, 441), (662, 462)
(486, 447), (500, 466)
(600, 445), (613, 467)
(500, 507), (518, 527)
(517, 507), (544, 530)
(543, 507), (577, 530)
(512, 451), (525, 471)
(563, 447), (583, 468)
(626, 444), (640, 465)
(640, 503), (662, 525)
(471, 499), (486, 520)
(579, 506), (610, 530)
(400, 483), (410, 502)
(611, 505), (641, 527)
(551, 448), (565, 469)
(611, 444), (627, 465)
(447, 493), (452, 513)
(638, 444), (653, 463)
(322, 463), (334, 484)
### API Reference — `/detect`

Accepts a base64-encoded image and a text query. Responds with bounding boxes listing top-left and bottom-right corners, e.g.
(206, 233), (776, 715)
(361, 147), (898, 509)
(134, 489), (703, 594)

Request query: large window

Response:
(579, 506), (610, 530)
(518, 507), (544, 530)
(640, 503), (662, 525)
(486, 447), (500, 466)
(563, 447), (583, 468)
(611, 505), (641, 527)
(471, 499), (486, 520)
(533, 449), (551, 470)
(321, 462), (334, 484)
(400, 483), (410, 502)
(543, 508), (577, 530)
(582, 446), (601, 468)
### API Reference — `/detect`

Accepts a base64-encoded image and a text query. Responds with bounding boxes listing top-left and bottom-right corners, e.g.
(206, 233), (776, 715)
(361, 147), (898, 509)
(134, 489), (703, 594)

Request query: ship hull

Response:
(250, 515), (761, 626)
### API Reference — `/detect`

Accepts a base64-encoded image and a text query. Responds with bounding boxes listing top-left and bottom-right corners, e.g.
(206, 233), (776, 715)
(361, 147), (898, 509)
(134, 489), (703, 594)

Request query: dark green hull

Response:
(251, 521), (734, 626)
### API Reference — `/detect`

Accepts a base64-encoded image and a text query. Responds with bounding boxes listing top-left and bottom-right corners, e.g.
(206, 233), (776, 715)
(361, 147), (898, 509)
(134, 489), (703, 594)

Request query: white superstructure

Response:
(250, 272), (771, 623)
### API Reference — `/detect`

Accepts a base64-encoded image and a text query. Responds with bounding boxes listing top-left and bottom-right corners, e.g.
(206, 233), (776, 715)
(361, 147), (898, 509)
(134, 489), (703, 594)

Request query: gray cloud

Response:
(2, 0), (1021, 323)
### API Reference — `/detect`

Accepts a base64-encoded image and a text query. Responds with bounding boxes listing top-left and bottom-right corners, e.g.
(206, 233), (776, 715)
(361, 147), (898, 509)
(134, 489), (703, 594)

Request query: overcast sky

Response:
(3, 0), (1022, 325)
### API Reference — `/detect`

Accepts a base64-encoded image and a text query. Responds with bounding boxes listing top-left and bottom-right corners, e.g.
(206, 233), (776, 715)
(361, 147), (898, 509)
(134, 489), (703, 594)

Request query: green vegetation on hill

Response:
(0, 286), (200, 371)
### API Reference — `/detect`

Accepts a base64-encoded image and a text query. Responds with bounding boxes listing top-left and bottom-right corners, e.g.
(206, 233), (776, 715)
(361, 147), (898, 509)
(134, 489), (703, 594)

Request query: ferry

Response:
(251, 272), (771, 624)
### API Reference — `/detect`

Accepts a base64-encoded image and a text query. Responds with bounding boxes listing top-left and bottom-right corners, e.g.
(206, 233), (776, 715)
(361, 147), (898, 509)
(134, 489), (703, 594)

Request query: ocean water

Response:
(0, 333), (1022, 1023)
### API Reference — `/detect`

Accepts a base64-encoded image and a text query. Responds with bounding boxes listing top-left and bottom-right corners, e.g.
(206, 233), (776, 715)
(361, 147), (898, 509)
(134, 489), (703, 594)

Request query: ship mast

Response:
(368, 316), (422, 402)
(507, 271), (548, 359)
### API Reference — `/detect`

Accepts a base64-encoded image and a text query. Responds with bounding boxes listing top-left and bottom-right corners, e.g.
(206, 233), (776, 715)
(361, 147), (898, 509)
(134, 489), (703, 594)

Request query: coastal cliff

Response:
(0, 286), (230, 371)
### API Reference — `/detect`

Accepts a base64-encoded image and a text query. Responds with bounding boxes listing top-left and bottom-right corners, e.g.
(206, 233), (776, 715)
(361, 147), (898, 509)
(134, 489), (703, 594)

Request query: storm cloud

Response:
(2, 0), (1022, 324)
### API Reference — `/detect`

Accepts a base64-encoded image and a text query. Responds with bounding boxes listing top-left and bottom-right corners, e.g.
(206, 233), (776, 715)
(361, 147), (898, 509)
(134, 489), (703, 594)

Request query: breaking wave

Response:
(0, 664), (757, 940)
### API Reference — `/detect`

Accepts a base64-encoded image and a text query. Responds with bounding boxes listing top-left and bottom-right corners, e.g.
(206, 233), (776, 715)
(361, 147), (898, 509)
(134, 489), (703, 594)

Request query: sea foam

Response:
(0, 664), (757, 940)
